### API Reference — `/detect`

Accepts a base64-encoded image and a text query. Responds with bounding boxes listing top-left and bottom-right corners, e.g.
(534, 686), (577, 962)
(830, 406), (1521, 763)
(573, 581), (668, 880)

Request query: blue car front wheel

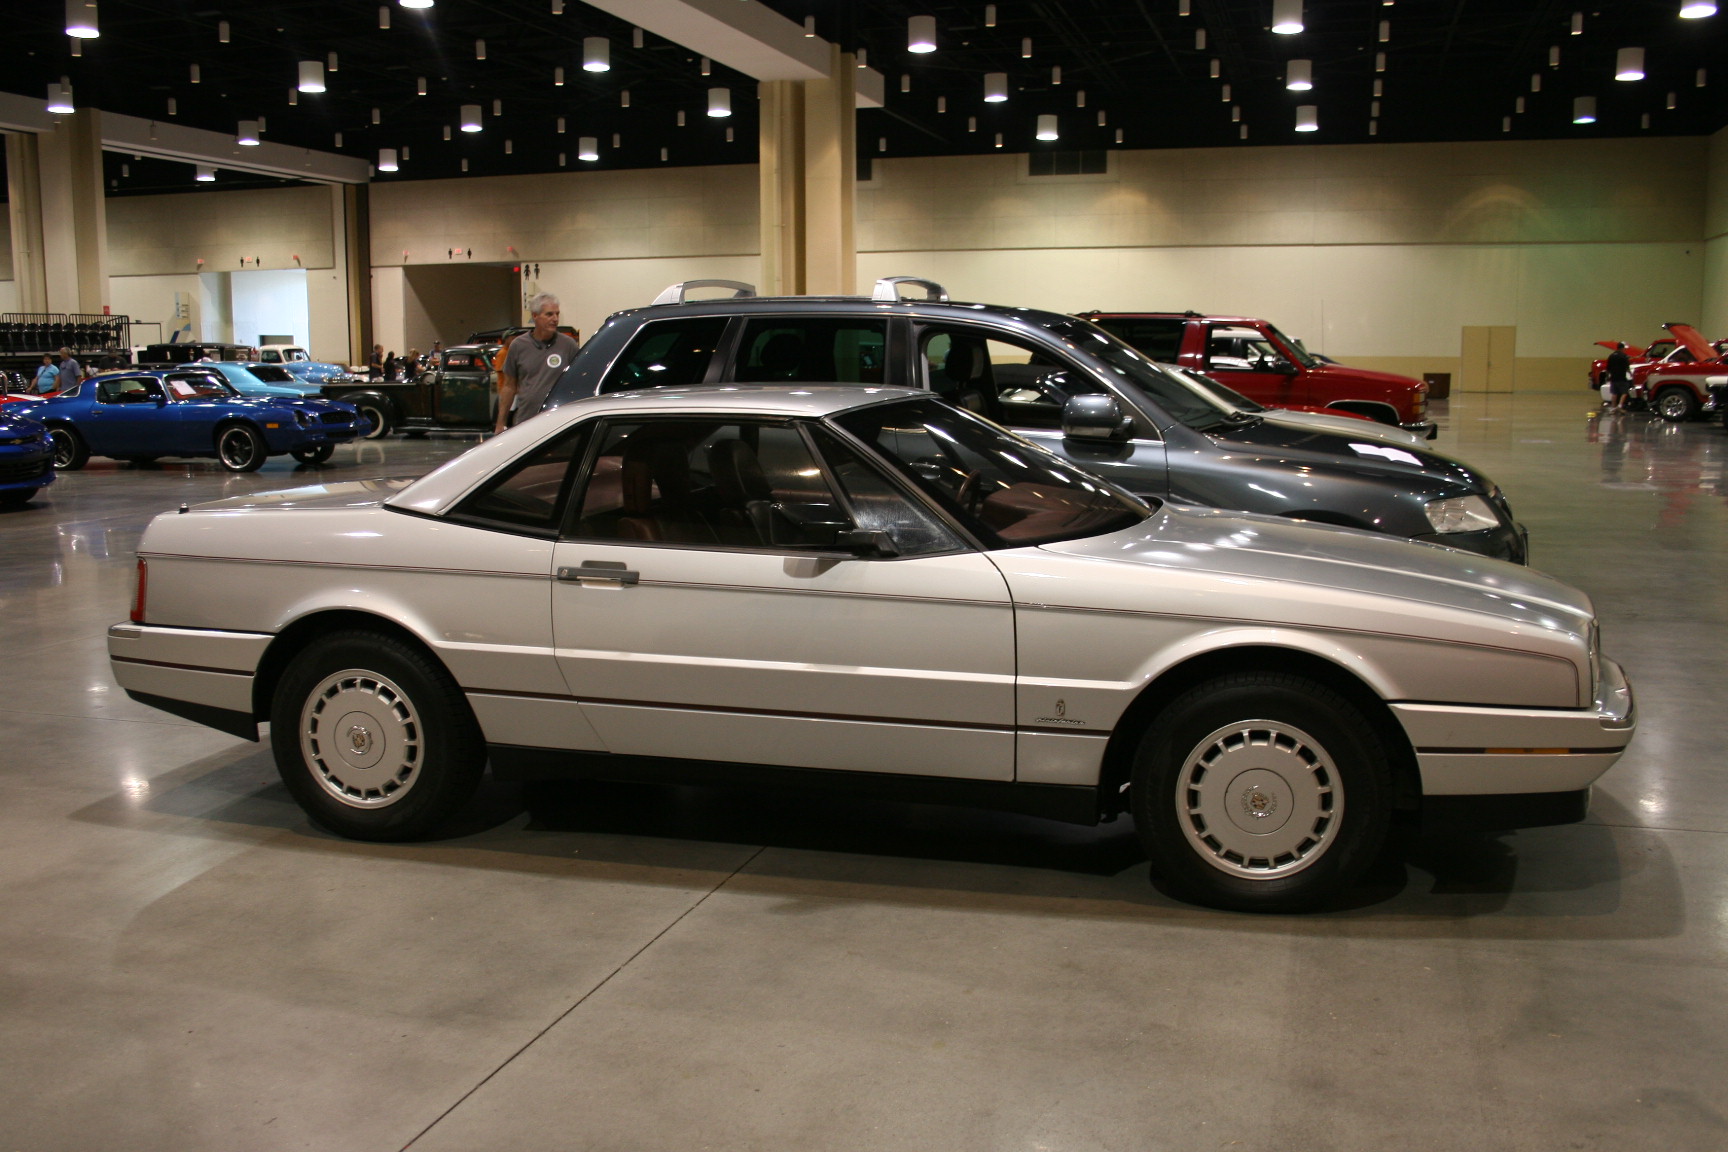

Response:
(216, 424), (268, 472)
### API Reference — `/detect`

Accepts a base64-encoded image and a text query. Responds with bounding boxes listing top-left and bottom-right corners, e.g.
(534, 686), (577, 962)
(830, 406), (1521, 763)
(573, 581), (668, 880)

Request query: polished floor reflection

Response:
(3, 397), (1726, 1151)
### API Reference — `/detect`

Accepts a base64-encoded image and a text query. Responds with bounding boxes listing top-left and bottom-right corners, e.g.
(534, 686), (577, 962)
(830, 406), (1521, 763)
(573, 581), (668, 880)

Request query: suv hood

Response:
(1304, 363), (1423, 391)
(1206, 414), (1487, 490)
(1039, 502), (1589, 633)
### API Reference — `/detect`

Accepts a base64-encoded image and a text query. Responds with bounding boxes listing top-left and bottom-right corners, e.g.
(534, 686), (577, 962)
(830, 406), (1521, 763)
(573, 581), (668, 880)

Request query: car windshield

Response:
(1267, 325), (1321, 369)
(165, 374), (238, 400)
(244, 365), (296, 383)
(833, 397), (1151, 548)
(1038, 318), (1245, 432)
(1168, 366), (1266, 413)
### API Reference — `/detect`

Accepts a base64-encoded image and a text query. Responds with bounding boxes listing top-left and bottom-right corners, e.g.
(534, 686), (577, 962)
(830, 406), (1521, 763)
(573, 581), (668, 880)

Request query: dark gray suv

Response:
(545, 278), (1527, 562)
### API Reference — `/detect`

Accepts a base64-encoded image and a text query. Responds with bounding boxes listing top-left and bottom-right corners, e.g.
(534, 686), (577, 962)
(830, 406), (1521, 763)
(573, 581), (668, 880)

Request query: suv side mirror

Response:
(1062, 394), (1131, 441)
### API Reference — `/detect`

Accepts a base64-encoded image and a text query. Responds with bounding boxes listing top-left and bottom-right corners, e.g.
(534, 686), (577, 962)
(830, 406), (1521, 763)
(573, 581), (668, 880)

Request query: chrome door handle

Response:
(558, 560), (639, 585)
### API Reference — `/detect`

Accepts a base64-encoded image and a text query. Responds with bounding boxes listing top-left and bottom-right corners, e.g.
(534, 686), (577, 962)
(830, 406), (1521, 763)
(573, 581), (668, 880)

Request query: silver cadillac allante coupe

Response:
(108, 386), (1634, 912)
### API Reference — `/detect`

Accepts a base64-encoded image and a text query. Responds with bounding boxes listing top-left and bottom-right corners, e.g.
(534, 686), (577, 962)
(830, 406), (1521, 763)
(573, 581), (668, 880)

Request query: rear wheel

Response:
(47, 426), (89, 471)
(357, 402), (392, 439)
(291, 443), (335, 465)
(1654, 387), (1699, 423)
(1131, 672), (1392, 913)
(216, 423), (268, 472)
(270, 630), (485, 840)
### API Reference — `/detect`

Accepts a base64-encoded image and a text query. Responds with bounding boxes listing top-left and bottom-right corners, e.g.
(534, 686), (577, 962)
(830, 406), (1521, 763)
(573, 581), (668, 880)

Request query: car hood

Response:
(1257, 409), (1425, 447)
(191, 478), (417, 512)
(1304, 363), (1423, 391)
(0, 411), (48, 437)
(1037, 502), (1590, 633)
(1204, 414), (1489, 490)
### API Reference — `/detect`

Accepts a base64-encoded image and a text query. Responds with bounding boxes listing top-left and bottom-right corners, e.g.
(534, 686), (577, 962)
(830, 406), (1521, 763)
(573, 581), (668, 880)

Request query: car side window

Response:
(1207, 327), (1291, 373)
(733, 319), (887, 384)
(920, 328), (1102, 431)
(600, 318), (728, 393)
(1094, 318), (1186, 363)
(96, 377), (162, 404)
(571, 418), (850, 551)
(807, 427), (964, 557)
(450, 423), (593, 535)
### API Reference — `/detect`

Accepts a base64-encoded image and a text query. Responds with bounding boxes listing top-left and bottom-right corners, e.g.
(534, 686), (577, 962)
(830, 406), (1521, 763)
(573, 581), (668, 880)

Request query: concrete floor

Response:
(2, 393), (1725, 1151)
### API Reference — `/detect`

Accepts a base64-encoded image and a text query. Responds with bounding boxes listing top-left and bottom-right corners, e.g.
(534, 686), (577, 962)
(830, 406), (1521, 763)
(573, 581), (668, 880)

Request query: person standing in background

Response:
(368, 344), (384, 379)
(56, 348), (82, 391)
(494, 293), (578, 433)
(32, 354), (59, 395)
(1604, 342), (1632, 412)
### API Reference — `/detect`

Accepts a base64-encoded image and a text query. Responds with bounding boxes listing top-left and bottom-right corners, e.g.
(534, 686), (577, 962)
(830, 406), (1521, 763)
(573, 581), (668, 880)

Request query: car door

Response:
(1201, 324), (1308, 407)
(912, 323), (1171, 501)
(550, 414), (1017, 780)
(84, 376), (171, 455)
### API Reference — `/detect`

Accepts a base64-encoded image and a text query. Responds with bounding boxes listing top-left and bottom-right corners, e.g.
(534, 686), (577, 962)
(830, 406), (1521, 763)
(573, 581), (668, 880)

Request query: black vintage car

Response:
(325, 326), (579, 437)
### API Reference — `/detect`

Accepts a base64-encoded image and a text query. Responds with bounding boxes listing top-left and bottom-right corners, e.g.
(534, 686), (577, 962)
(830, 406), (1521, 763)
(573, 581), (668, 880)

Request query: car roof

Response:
(608, 295), (1084, 333)
(388, 384), (924, 517)
(1082, 311), (1260, 324)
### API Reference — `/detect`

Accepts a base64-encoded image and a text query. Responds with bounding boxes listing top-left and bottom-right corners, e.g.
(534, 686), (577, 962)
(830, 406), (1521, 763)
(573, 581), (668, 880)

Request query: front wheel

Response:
(1131, 672), (1392, 913)
(291, 443), (335, 465)
(270, 631), (485, 840)
(48, 426), (89, 471)
(216, 423), (268, 471)
(1654, 387), (1699, 423)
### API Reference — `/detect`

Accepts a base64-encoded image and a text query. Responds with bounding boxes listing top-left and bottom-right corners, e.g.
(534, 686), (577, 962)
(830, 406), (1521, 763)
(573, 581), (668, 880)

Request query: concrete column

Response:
(34, 110), (109, 315)
(801, 46), (856, 296)
(757, 45), (856, 297)
(1703, 125), (1728, 336)
(5, 132), (48, 313)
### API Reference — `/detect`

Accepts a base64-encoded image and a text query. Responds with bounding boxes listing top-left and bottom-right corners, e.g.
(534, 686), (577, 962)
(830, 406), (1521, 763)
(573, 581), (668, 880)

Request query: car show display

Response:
(1639, 323), (1728, 422)
(14, 367), (370, 471)
(108, 385), (1633, 912)
(546, 279), (1528, 562)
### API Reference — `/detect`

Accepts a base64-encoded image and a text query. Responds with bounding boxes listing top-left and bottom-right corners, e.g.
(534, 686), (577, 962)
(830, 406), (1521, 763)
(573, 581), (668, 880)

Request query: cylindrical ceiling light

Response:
(297, 60), (325, 92)
(1272, 0), (1304, 35)
(554, 66), (565, 86)
(328, 52), (339, 73)
(908, 15), (937, 54)
(983, 72), (1008, 102)
(65, 0), (99, 39)
(441, 125), (450, 140)
(400, 0), (434, 8)
(475, 39), (486, 60)
(492, 98), (502, 116)
(1572, 95), (1597, 123)
(1035, 114), (1059, 141)
(1615, 47), (1646, 81)
(804, 15), (816, 36)
(195, 164), (215, 182)
(460, 103), (482, 132)
(1680, 2), (1717, 17)
(557, 116), (566, 133)
(985, 4), (997, 27)
(1286, 59), (1313, 90)
(336, 132), (344, 147)
(707, 87), (731, 117)
(1295, 104), (1319, 132)
(237, 120), (260, 146)
(371, 107), (381, 124)
(1549, 45), (1561, 67)
(857, 48), (868, 68)
(1570, 11), (1583, 34)
(417, 76), (428, 95)
(583, 37), (610, 71)
(1378, 20), (1390, 42)
(378, 148), (399, 171)
(1021, 37), (1032, 58)
(578, 136), (599, 161)
(504, 139), (513, 154)
(46, 83), (74, 114)
(218, 20), (229, 42)
(379, 5), (390, 29)
(189, 63), (201, 84)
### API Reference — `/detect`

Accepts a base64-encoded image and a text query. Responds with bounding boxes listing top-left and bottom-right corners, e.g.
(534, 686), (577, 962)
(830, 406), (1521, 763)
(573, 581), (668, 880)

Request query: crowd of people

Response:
(26, 348), (86, 394)
(367, 342), (444, 382)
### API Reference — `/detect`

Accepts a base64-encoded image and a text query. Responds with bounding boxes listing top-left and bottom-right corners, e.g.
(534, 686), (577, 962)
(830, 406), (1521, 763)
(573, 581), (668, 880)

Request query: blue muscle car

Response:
(14, 368), (371, 471)
(0, 408), (54, 508)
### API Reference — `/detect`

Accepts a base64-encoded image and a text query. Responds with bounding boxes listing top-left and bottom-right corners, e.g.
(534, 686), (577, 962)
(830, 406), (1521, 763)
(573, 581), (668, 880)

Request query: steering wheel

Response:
(955, 468), (987, 514)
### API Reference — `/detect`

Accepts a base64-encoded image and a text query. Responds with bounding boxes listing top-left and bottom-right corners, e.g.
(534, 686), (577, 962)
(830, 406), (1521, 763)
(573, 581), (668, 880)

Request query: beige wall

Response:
(857, 138), (1710, 390)
(1703, 127), (1728, 337)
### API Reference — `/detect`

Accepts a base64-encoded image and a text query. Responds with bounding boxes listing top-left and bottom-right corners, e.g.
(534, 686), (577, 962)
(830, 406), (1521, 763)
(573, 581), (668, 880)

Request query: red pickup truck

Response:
(1079, 311), (1437, 439)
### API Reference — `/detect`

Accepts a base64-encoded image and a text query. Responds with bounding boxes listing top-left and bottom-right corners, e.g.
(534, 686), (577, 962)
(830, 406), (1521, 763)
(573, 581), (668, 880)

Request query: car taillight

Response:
(131, 557), (148, 624)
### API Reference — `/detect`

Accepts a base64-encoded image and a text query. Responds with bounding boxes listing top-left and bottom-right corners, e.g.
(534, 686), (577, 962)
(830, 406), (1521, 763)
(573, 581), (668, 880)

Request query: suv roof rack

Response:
(872, 276), (949, 303)
(651, 279), (757, 306)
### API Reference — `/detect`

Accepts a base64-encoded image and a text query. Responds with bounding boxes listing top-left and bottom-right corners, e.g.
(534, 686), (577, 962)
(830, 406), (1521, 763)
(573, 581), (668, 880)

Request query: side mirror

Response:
(835, 528), (898, 557)
(1272, 359), (1300, 375)
(1062, 393), (1132, 441)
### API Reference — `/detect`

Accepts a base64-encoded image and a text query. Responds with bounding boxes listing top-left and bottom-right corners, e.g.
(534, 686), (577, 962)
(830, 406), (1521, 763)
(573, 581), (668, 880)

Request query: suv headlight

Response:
(1424, 494), (1499, 534)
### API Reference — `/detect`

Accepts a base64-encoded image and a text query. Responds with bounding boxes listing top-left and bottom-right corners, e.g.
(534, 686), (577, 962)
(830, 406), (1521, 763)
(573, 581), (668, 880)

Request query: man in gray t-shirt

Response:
(495, 292), (579, 432)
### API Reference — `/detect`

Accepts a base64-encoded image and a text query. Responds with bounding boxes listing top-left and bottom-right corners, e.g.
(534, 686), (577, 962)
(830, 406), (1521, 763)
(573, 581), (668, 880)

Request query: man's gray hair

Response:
(527, 292), (560, 317)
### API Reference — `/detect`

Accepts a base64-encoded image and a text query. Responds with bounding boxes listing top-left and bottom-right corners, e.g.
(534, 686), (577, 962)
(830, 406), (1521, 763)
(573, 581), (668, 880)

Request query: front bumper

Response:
(0, 448), (54, 493)
(1393, 658), (1634, 805)
(1403, 420), (1439, 440)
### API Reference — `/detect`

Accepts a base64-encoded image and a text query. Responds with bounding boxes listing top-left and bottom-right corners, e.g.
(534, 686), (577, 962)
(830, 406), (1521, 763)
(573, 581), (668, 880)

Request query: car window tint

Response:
(97, 377), (162, 403)
(453, 423), (592, 534)
(808, 427), (963, 557)
(734, 319), (886, 384)
(981, 335), (1106, 431)
(836, 398), (1149, 549)
(600, 318), (728, 393)
(1092, 318), (1185, 363)
(166, 373), (233, 399)
(573, 419), (846, 550)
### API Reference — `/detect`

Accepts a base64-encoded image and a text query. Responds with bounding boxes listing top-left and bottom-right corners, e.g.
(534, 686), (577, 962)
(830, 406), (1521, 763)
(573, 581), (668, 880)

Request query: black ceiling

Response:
(4, 1), (1725, 195)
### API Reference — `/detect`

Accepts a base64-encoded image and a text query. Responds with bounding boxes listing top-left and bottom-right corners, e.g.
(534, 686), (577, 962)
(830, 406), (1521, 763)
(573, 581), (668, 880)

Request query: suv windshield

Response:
(1267, 325), (1321, 369)
(1040, 319), (1245, 432)
(834, 397), (1150, 548)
